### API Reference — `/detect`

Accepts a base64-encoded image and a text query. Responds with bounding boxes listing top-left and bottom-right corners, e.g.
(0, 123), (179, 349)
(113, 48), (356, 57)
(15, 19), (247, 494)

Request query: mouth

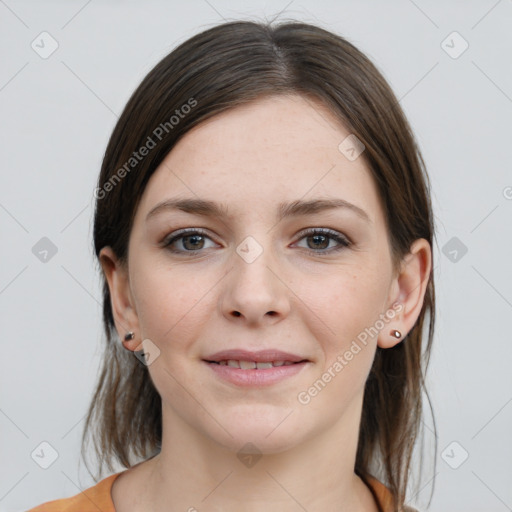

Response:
(203, 349), (310, 368)
(202, 349), (311, 386)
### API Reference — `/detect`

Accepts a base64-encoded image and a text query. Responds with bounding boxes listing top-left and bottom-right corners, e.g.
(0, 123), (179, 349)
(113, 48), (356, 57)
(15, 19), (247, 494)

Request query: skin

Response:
(101, 94), (431, 512)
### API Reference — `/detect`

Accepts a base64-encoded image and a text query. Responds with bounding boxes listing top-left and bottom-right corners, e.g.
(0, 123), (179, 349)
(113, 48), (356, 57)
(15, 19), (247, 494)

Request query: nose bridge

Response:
(221, 231), (291, 323)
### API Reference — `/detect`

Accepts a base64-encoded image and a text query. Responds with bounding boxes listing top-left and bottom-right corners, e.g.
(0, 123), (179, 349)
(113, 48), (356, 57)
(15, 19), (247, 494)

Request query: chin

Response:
(204, 406), (306, 454)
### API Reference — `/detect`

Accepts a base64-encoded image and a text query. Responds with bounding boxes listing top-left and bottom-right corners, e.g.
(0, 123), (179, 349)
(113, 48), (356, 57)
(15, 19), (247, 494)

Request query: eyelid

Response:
(162, 226), (351, 255)
(161, 227), (216, 246)
(295, 227), (351, 245)
(292, 227), (351, 256)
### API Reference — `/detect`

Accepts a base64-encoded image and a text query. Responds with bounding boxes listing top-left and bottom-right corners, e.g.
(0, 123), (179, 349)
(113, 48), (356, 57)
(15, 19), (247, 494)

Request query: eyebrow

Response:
(146, 197), (371, 224)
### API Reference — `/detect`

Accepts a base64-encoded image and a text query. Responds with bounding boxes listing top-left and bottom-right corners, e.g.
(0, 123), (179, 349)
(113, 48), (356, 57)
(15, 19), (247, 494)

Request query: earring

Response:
(122, 331), (135, 349)
(390, 329), (402, 339)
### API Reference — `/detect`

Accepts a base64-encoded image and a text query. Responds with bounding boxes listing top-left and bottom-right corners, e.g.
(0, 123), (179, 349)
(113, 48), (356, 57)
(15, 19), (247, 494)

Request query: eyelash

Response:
(162, 228), (351, 256)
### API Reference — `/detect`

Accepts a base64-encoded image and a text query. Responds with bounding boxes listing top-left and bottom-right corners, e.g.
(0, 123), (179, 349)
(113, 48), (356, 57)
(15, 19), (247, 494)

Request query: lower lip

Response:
(204, 361), (309, 387)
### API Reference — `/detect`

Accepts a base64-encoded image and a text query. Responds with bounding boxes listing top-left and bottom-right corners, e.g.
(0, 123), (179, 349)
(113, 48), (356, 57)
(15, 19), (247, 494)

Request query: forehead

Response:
(136, 94), (384, 225)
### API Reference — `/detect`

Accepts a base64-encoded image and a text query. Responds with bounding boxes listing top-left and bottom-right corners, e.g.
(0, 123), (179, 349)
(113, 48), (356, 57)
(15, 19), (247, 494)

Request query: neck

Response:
(143, 393), (378, 512)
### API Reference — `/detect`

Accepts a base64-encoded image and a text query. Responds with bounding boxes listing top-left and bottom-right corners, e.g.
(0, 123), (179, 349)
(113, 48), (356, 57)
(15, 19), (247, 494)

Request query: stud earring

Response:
(390, 329), (402, 339)
(122, 331), (135, 349)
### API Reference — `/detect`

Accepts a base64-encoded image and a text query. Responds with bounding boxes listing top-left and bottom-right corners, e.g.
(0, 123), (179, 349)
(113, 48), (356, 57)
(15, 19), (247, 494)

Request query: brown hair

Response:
(84, 18), (437, 511)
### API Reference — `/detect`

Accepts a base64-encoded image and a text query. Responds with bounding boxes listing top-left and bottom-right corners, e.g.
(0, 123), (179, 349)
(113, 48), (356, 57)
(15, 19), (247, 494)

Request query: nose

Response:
(220, 240), (291, 326)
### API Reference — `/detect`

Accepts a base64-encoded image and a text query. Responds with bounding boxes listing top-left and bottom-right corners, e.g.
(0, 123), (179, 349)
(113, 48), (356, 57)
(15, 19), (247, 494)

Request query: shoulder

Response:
(26, 472), (122, 512)
(366, 475), (420, 512)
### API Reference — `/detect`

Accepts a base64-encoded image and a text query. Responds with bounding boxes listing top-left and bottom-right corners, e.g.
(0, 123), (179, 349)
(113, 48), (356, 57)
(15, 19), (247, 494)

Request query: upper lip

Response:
(204, 349), (309, 363)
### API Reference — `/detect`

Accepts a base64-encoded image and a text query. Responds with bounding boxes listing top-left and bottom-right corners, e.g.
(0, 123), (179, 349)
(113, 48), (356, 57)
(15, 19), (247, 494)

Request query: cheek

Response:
(310, 265), (389, 391)
(300, 273), (383, 414)
(131, 269), (214, 401)
(319, 268), (385, 335)
(131, 264), (212, 344)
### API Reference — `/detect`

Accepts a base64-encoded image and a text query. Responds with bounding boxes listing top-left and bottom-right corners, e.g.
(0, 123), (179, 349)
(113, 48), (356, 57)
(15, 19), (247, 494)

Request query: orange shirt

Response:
(26, 471), (416, 512)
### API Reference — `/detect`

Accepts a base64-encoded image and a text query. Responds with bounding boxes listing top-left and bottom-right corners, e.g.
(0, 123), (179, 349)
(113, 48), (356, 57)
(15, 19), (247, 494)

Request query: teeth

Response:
(256, 362), (273, 369)
(215, 359), (298, 369)
(239, 360), (257, 369)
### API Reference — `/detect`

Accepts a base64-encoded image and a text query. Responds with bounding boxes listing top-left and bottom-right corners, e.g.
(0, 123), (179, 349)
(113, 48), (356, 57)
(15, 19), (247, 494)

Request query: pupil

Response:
(185, 235), (203, 250)
(182, 234), (330, 251)
(310, 234), (328, 249)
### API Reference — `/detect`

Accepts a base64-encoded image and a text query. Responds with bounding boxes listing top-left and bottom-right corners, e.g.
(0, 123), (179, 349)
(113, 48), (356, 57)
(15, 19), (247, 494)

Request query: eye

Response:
(162, 227), (351, 256)
(294, 228), (351, 255)
(163, 229), (217, 254)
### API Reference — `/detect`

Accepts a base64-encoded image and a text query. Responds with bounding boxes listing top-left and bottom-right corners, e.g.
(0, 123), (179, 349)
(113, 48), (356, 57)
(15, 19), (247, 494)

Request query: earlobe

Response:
(377, 238), (432, 349)
(378, 325), (404, 349)
(99, 246), (140, 349)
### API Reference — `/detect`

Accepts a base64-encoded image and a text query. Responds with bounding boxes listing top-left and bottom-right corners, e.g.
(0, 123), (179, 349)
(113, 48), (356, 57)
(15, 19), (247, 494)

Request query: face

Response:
(111, 94), (403, 454)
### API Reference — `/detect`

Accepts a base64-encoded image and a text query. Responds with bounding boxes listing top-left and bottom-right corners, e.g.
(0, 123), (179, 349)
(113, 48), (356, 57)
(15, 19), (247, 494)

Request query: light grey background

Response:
(1, 1), (511, 511)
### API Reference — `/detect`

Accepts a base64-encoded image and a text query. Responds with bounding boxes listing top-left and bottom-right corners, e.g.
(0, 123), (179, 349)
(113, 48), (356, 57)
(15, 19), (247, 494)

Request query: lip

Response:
(204, 349), (308, 363)
(202, 349), (311, 388)
(204, 360), (309, 387)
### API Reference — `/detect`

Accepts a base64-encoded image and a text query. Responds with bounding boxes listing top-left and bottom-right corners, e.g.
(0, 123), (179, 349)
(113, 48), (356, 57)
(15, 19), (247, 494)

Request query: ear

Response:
(378, 238), (432, 349)
(99, 246), (141, 351)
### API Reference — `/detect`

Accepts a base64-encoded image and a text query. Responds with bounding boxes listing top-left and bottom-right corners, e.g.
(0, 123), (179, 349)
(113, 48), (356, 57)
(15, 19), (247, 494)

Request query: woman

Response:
(28, 19), (436, 512)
